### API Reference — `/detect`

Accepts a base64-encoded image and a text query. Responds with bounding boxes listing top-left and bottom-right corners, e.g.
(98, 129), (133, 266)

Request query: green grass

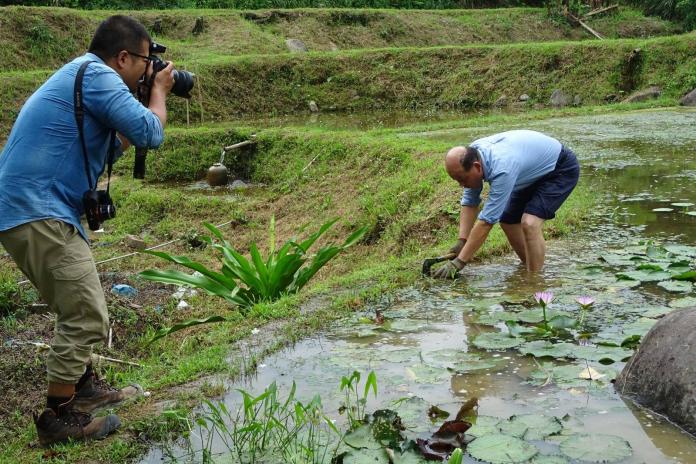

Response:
(0, 106), (598, 462)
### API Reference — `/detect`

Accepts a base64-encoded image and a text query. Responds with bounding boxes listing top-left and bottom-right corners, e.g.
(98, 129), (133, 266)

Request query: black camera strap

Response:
(74, 60), (116, 192)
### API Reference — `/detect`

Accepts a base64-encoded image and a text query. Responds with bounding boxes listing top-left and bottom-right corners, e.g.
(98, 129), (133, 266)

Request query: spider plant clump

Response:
(141, 217), (368, 342)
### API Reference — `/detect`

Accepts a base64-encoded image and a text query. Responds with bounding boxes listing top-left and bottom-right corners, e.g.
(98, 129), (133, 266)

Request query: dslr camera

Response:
(149, 42), (194, 99)
(82, 189), (116, 231)
(133, 42), (195, 179)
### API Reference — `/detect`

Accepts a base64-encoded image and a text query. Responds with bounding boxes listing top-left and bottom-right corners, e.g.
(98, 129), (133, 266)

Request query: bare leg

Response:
(521, 213), (546, 272)
(500, 222), (527, 264)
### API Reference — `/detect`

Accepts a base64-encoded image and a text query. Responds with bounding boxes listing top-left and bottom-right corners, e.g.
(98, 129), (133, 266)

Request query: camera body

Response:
(82, 189), (116, 231)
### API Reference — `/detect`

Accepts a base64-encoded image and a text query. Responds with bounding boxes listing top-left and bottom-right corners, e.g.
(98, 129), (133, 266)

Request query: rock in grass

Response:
(615, 308), (696, 435)
(621, 86), (661, 103)
(549, 89), (571, 108)
(519, 94), (530, 102)
(309, 100), (319, 112)
(286, 38), (308, 52)
(124, 234), (146, 250)
(680, 88), (696, 106)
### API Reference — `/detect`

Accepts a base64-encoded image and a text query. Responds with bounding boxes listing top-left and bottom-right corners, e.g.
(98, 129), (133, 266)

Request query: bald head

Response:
(444, 145), (483, 189)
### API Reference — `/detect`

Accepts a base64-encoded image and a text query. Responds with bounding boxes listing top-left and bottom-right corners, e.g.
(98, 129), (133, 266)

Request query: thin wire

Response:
(16, 219), (237, 286)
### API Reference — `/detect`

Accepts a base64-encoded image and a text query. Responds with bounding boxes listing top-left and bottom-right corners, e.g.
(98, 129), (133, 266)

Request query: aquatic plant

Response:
(339, 370), (378, 429)
(576, 296), (595, 309)
(188, 381), (340, 464)
(141, 218), (368, 342)
(534, 291), (554, 330)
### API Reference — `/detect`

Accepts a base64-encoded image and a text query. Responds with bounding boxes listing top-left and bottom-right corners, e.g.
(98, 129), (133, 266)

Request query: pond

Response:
(141, 108), (696, 464)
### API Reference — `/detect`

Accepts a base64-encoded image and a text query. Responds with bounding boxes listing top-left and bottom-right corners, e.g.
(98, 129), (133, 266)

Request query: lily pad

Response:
(498, 414), (563, 440)
(342, 448), (390, 463)
(404, 365), (451, 384)
(528, 363), (616, 389)
(672, 270), (696, 282)
(472, 332), (524, 351)
(657, 280), (693, 293)
(519, 341), (576, 359)
(641, 305), (675, 318)
(376, 348), (420, 363)
(344, 424), (382, 450)
(664, 244), (696, 257)
(572, 344), (634, 363)
(687, 211), (696, 217)
(671, 202), (694, 207)
(393, 397), (431, 434)
(467, 434), (538, 464)
(559, 434), (632, 463)
(531, 456), (569, 464)
(421, 349), (498, 371)
(652, 207), (674, 212)
(669, 296), (696, 308)
(465, 415), (501, 438)
(615, 270), (672, 282)
(622, 318), (657, 337)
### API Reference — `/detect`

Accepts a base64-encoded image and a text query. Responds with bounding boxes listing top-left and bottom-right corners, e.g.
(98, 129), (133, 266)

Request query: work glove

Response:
(432, 258), (466, 279)
(448, 238), (467, 255)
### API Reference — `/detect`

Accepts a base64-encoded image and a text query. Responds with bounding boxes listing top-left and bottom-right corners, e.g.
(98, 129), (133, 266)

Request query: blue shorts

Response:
(499, 146), (580, 224)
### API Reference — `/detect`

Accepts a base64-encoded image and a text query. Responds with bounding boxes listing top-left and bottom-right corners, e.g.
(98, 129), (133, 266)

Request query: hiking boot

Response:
(72, 367), (143, 414)
(34, 401), (121, 447)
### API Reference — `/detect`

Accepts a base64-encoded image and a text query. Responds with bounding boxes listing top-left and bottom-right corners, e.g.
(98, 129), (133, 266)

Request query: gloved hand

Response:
(432, 258), (466, 279)
(448, 238), (467, 255)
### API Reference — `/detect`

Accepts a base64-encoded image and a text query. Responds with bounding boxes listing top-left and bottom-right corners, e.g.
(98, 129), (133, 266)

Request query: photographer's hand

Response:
(149, 61), (174, 127)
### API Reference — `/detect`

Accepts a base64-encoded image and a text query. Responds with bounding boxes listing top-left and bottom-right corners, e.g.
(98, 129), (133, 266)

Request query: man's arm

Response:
(457, 219), (494, 263)
(458, 205), (478, 241)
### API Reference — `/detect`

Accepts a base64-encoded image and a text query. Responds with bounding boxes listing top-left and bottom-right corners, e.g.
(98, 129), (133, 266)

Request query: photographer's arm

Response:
(148, 61), (175, 128)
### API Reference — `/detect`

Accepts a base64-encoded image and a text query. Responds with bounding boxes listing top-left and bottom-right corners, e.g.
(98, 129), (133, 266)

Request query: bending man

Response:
(433, 130), (580, 278)
(0, 16), (173, 445)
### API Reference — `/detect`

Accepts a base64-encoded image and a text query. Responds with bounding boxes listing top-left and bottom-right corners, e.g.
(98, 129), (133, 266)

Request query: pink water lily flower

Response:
(534, 291), (554, 306)
(576, 296), (595, 307)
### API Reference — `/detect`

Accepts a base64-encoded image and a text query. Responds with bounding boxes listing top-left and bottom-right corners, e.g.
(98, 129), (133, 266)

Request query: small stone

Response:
(143, 391), (151, 397)
(308, 100), (319, 112)
(285, 38), (308, 52)
(124, 234), (146, 250)
(518, 94), (530, 102)
(573, 94), (582, 106)
(177, 300), (190, 310)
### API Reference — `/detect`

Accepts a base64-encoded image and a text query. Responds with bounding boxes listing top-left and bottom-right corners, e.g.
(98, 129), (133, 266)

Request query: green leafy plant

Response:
(179, 379), (345, 463)
(338, 370), (378, 429)
(141, 218), (367, 342)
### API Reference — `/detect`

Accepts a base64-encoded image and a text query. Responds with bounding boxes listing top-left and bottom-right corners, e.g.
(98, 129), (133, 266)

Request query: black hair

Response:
(460, 146), (481, 171)
(88, 15), (151, 61)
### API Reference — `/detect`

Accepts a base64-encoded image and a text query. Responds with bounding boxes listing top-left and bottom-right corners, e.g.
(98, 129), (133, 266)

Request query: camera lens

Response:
(171, 69), (194, 99)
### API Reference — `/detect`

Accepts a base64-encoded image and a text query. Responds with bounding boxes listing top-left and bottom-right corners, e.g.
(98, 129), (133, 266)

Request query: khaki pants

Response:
(0, 220), (108, 384)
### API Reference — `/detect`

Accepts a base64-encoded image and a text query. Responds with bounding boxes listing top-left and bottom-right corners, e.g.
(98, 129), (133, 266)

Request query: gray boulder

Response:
(518, 94), (530, 102)
(285, 39), (308, 53)
(680, 88), (696, 106)
(622, 86), (661, 103)
(549, 89), (571, 108)
(615, 308), (696, 435)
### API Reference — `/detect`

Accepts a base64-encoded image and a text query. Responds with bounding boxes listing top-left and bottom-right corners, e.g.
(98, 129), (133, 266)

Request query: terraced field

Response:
(1, 4), (695, 463)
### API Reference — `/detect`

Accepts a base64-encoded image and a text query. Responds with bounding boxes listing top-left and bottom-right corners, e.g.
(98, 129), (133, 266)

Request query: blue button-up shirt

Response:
(0, 53), (163, 241)
(461, 130), (562, 224)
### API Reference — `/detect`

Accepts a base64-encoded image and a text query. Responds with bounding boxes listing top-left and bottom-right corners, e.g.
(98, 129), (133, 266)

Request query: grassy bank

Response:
(2, 31), (694, 140)
(0, 5), (678, 74)
(0, 112), (596, 462)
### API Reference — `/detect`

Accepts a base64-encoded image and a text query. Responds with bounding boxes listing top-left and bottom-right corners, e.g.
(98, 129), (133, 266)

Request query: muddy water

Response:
(142, 108), (696, 463)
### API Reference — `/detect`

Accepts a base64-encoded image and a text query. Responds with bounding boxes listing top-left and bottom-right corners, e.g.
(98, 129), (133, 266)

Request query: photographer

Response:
(0, 16), (173, 446)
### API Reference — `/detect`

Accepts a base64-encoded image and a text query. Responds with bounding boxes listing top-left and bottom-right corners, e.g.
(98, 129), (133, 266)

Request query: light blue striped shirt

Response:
(461, 130), (562, 224)
(0, 53), (164, 241)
